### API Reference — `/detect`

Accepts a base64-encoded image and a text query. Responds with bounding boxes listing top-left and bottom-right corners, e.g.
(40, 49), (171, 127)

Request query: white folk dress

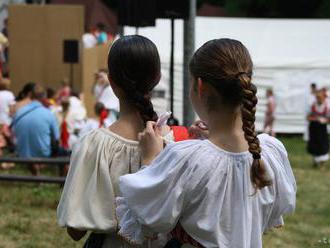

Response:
(57, 128), (170, 247)
(116, 134), (297, 248)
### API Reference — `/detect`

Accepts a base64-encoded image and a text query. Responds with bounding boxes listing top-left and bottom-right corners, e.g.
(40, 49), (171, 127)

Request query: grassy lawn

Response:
(0, 136), (330, 247)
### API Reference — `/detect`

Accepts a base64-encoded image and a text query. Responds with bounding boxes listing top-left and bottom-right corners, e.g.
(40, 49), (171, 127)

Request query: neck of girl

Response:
(207, 110), (249, 153)
(109, 100), (145, 141)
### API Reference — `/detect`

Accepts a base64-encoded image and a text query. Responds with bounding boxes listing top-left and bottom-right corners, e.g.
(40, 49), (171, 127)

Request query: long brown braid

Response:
(108, 35), (160, 124)
(190, 38), (272, 190)
(239, 73), (272, 189)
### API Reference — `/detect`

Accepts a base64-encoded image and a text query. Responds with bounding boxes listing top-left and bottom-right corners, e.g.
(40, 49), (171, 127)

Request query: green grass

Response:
(263, 136), (330, 248)
(0, 137), (330, 247)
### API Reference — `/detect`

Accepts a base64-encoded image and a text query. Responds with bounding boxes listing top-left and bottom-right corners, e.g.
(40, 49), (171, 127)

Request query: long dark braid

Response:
(108, 35), (160, 124)
(239, 73), (272, 189)
(120, 76), (158, 124)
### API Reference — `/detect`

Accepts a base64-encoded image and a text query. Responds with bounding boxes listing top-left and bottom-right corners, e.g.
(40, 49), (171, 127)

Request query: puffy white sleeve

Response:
(57, 131), (118, 232)
(116, 141), (200, 245)
(259, 134), (297, 231)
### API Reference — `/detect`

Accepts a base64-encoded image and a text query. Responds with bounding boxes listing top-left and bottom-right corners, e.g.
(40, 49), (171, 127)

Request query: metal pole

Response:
(170, 18), (175, 114)
(183, 0), (196, 126)
(70, 63), (74, 89)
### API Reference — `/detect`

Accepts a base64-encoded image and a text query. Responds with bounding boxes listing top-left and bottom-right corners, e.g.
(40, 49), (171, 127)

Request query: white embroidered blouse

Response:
(116, 134), (297, 248)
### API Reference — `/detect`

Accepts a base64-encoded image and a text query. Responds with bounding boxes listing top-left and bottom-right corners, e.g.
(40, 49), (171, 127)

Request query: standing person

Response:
(263, 88), (276, 136)
(93, 69), (119, 126)
(57, 35), (171, 247)
(307, 89), (330, 167)
(115, 39), (296, 247)
(304, 83), (318, 141)
(11, 84), (59, 175)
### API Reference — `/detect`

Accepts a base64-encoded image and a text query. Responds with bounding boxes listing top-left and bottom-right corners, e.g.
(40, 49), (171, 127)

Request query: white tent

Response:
(125, 17), (330, 133)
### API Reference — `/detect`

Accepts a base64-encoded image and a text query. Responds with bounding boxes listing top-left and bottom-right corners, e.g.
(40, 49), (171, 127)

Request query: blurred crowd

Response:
(0, 69), (119, 175)
(0, 17), (121, 175)
(82, 22), (115, 49)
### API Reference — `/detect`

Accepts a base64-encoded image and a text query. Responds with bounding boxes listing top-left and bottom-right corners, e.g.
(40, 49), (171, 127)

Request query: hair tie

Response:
(236, 72), (252, 79)
(252, 153), (261, 160)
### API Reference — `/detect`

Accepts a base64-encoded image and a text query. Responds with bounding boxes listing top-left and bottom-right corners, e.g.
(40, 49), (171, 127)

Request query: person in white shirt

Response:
(93, 69), (119, 126)
(115, 39), (296, 247)
(0, 78), (15, 169)
(0, 78), (15, 125)
(57, 35), (172, 247)
(79, 102), (107, 137)
(82, 28), (97, 49)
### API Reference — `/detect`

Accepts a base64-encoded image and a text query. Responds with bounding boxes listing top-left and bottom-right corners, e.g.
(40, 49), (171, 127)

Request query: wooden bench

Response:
(0, 157), (70, 184)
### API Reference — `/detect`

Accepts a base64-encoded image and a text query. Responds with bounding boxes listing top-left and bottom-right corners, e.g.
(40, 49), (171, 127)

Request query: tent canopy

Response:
(125, 17), (330, 132)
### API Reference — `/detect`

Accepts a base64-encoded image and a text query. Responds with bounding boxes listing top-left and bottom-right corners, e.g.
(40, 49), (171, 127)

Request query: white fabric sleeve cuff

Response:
(266, 216), (284, 231)
(116, 196), (144, 245)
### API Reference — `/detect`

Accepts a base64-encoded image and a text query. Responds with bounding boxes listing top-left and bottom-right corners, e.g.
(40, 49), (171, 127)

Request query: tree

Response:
(102, 0), (330, 18)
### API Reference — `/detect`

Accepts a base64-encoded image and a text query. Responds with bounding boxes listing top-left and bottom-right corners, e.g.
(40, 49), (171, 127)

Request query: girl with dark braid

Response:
(115, 38), (296, 247)
(57, 35), (171, 247)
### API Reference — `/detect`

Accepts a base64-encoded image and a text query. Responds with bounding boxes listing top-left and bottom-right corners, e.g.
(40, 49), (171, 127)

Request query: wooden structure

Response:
(9, 4), (84, 92)
(8, 4), (110, 115)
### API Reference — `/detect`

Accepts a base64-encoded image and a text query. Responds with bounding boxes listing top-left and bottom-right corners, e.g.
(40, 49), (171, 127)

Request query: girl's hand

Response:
(139, 121), (164, 165)
(188, 120), (209, 139)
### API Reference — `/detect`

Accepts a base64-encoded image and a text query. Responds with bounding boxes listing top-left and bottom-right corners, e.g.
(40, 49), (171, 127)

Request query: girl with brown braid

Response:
(115, 38), (296, 248)
(57, 35), (171, 247)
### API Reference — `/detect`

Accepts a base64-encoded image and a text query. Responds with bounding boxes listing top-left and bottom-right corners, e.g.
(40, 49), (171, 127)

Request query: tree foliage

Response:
(102, 0), (330, 18)
(204, 0), (330, 18)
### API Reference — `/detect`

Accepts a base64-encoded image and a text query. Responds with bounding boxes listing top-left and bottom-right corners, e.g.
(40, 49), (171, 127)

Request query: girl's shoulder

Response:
(258, 133), (288, 158)
(164, 139), (205, 154)
(75, 127), (139, 150)
(258, 133), (295, 189)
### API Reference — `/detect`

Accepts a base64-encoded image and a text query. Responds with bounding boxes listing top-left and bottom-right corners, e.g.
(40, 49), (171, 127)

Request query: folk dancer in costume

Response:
(307, 89), (330, 167)
(115, 39), (296, 248)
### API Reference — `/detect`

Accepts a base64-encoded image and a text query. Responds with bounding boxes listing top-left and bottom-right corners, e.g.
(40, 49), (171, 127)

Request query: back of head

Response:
(47, 88), (55, 99)
(266, 88), (273, 97)
(97, 22), (106, 32)
(311, 83), (317, 90)
(190, 38), (271, 190)
(17, 82), (36, 101)
(0, 78), (10, 91)
(108, 35), (160, 124)
(32, 85), (45, 100)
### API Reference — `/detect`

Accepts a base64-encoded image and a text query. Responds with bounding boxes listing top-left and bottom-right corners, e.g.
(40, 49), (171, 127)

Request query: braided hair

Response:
(189, 38), (271, 190)
(239, 73), (272, 189)
(108, 35), (160, 124)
